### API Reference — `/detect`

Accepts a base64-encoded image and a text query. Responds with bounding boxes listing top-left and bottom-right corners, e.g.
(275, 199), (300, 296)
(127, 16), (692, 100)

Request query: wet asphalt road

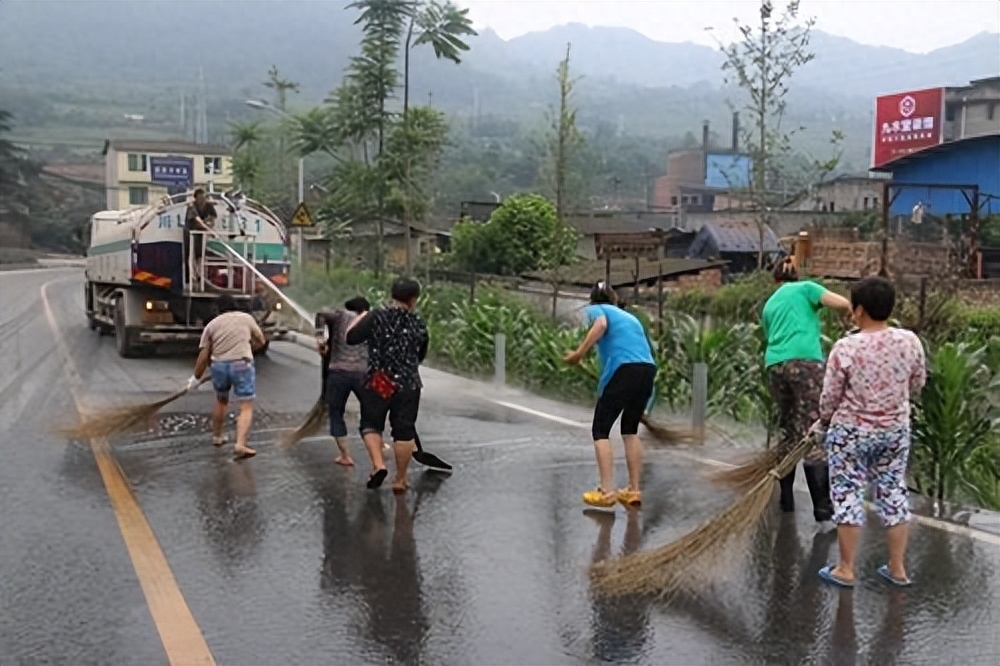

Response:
(1, 268), (999, 666)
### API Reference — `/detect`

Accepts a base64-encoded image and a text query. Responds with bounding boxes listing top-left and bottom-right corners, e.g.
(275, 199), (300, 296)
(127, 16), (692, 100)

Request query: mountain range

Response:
(0, 0), (996, 165)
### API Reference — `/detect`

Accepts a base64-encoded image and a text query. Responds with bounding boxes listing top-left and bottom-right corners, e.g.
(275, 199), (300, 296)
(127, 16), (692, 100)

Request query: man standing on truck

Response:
(188, 294), (265, 460)
(184, 188), (217, 285)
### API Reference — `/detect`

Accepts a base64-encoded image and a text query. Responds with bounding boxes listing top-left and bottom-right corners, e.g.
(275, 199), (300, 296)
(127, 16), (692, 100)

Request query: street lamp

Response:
(246, 99), (306, 277)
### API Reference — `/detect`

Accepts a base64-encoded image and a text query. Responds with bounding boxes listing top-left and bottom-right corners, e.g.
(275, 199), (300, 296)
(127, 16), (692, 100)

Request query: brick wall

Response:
(673, 268), (724, 291)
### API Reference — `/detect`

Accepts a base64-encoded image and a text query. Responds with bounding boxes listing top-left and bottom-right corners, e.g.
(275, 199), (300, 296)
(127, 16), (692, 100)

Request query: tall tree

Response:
(229, 121), (264, 196)
(263, 66), (301, 205)
(718, 0), (841, 268)
(399, 0), (474, 274)
(540, 43), (585, 220)
(403, 0), (476, 119)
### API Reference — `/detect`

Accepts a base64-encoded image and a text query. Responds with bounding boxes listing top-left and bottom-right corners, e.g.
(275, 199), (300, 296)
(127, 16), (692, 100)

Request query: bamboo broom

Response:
(589, 435), (813, 599)
(59, 378), (210, 440)
(281, 341), (330, 448)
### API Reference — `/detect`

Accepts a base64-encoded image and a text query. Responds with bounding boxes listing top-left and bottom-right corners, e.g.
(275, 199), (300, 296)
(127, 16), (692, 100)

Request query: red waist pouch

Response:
(367, 369), (398, 400)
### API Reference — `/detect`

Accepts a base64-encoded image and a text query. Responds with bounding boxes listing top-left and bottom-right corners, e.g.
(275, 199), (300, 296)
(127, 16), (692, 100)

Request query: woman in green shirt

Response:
(761, 258), (851, 524)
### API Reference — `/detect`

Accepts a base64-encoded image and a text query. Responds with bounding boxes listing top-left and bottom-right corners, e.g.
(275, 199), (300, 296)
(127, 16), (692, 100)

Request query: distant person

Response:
(564, 282), (656, 509)
(184, 188), (217, 284)
(315, 296), (371, 467)
(345, 279), (429, 493)
(816, 277), (926, 588)
(761, 257), (851, 526)
(188, 294), (266, 459)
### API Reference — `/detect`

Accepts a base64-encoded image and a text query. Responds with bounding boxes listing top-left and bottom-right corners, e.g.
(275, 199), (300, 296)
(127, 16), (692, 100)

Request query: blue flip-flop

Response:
(818, 565), (855, 588)
(877, 564), (912, 588)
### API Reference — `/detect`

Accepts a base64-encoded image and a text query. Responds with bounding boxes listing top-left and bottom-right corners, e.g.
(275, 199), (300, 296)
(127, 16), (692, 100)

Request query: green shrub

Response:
(911, 343), (1000, 510)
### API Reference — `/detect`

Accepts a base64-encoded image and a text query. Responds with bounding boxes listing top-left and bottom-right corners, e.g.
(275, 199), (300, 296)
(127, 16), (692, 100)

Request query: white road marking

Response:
(281, 324), (1000, 545)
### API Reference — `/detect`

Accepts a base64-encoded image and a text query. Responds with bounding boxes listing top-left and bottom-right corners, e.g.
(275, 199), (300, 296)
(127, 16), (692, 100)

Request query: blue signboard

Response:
(150, 155), (194, 188)
(705, 153), (752, 189)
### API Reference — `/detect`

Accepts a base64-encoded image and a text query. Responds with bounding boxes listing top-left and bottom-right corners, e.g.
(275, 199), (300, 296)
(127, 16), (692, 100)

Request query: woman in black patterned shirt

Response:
(346, 278), (428, 492)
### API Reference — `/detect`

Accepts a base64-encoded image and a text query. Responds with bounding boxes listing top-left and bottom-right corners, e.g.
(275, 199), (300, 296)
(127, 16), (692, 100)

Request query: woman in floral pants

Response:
(761, 258), (852, 523)
(816, 277), (926, 589)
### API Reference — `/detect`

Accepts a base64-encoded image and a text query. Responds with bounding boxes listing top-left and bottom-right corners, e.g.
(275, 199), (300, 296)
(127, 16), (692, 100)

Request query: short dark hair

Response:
(194, 188), (206, 197)
(850, 276), (895, 321)
(589, 282), (618, 305)
(344, 296), (370, 313)
(391, 278), (421, 304)
(217, 294), (237, 313)
(773, 256), (798, 283)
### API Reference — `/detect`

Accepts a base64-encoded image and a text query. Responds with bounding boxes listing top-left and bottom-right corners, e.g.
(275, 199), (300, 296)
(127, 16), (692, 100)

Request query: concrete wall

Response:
(681, 209), (851, 238)
(785, 179), (886, 213)
(944, 78), (1000, 142)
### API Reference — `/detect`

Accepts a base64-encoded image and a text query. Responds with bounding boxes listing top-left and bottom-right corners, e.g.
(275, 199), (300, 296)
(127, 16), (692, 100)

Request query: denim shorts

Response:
(210, 358), (256, 401)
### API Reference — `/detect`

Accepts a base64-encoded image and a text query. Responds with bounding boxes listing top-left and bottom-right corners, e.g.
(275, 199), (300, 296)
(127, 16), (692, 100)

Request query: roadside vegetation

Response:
(288, 260), (1000, 512)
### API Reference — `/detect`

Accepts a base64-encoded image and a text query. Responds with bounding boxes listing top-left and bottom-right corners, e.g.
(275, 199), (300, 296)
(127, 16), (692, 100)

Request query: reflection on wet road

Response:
(2, 270), (999, 665)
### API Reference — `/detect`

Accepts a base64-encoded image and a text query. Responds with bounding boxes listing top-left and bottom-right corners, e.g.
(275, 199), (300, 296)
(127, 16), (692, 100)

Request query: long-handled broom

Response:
(589, 434), (813, 599)
(281, 344), (330, 448)
(59, 377), (210, 440)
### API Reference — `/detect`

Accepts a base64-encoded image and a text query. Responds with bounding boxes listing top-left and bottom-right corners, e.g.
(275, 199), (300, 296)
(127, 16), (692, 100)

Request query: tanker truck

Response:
(84, 188), (292, 358)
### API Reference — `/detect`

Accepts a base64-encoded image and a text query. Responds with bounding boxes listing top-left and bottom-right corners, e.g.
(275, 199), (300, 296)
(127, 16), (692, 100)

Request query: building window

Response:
(204, 156), (222, 175)
(989, 103), (996, 121)
(829, 201), (836, 212)
(945, 104), (957, 122)
(670, 196), (678, 206)
(128, 186), (149, 206)
(127, 153), (147, 172)
(873, 196), (879, 209)
(863, 197), (869, 210)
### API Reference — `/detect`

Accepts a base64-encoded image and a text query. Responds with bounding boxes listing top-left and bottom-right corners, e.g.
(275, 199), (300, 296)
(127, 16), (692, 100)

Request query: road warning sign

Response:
(289, 202), (315, 228)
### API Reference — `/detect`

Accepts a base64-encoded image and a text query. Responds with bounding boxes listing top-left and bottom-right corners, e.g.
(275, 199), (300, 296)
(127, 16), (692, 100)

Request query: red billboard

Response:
(872, 87), (945, 168)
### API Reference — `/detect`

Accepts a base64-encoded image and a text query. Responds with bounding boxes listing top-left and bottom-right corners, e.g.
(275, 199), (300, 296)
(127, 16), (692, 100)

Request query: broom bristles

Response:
(706, 446), (786, 494)
(640, 414), (699, 446)
(589, 437), (812, 599)
(281, 398), (326, 448)
(58, 389), (189, 440)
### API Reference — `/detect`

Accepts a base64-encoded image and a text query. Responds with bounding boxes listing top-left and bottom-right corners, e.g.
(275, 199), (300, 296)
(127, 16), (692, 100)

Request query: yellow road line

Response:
(41, 279), (215, 666)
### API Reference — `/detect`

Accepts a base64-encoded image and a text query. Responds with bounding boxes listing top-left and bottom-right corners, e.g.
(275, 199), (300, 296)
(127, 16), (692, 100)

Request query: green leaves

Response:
(911, 343), (1000, 509)
(450, 194), (577, 276)
(412, 0), (476, 63)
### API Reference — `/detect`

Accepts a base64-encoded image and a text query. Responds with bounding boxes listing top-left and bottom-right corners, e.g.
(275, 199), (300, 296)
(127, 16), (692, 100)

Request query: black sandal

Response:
(367, 468), (388, 489)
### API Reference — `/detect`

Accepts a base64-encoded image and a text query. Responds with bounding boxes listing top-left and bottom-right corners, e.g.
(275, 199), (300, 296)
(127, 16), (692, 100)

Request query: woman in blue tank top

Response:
(564, 283), (657, 509)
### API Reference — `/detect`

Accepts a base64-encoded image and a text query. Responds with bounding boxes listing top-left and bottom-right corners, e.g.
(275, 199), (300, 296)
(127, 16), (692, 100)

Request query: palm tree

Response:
(229, 121), (264, 194)
(403, 0), (476, 119)
(290, 107), (342, 160)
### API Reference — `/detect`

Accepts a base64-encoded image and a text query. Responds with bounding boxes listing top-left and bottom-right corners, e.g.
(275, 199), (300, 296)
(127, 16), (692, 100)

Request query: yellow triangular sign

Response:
(289, 202), (314, 228)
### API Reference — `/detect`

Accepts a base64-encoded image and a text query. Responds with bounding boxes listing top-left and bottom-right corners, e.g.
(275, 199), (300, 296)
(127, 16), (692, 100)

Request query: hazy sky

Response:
(457, 0), (1000, 53)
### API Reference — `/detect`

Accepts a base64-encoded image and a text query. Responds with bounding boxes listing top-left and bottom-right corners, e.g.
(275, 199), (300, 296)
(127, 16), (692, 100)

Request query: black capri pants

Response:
(592, 362), (657, 441)
(358, 387), (420, 443)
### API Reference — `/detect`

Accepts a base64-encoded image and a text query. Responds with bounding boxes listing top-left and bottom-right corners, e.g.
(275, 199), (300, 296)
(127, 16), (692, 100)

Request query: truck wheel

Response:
(114, 297), (142, 358)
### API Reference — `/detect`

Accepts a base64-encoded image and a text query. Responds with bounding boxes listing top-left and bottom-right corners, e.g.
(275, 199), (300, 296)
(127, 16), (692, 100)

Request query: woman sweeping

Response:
(816, 277), (926, 588)
(760, 258), (851, 524)
(565, 283), (657, 509)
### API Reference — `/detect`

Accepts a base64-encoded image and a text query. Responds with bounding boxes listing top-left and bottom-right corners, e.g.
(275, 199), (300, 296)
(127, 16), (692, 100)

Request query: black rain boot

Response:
(804, 463), (834, 523)
(779, 467), (796, 513)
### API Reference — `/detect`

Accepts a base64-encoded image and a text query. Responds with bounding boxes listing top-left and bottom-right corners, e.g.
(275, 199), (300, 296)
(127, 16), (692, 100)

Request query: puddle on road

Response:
(437, 404), (527, 424)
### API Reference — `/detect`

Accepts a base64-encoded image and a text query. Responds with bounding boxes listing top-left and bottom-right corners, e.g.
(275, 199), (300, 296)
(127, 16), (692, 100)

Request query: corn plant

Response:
(911, 342), (1000, 510)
